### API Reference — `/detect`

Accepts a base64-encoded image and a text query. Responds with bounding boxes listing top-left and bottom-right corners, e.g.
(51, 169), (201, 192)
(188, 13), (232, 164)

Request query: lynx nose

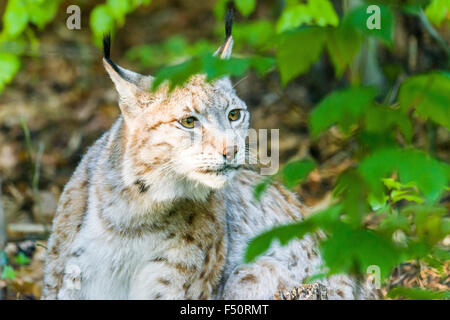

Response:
(223, 145), (238, 161)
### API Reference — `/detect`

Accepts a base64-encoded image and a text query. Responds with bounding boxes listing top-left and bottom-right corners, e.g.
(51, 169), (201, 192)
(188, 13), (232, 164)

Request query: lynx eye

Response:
(180, 117), (197, 129)
(228, 109), (241, 122)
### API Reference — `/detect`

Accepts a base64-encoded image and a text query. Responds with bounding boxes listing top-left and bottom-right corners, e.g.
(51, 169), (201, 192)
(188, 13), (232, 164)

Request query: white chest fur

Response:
(58, 191), (227, 300)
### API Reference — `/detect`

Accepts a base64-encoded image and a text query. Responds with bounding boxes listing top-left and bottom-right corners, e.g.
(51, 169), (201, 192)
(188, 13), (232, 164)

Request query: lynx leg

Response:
(129, 261), (188, 300)
(222, 257), (294, 300)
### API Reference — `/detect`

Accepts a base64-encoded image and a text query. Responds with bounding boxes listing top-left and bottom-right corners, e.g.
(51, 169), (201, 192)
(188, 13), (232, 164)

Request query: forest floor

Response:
(0, 0), (448, 299)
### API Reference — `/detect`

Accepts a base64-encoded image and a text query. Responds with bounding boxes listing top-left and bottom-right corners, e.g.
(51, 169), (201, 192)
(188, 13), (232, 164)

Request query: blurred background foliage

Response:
(0, 0), (449, 299)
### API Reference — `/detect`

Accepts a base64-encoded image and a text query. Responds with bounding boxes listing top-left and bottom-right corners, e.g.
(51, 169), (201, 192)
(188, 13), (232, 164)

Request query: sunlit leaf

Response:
(388, 287), (450, 300)
(27, 0), (61, 29)
(90, 4), (116, 47)
(425, 0), (450, 27)
(308, 0), (338, 27)
(1, 265), (16, 280)
(0, 53), (20, 93)
(14, 252), (30, 266)
(359, 148), (450, 202)
(107, 0), (132, 25)
(235, 0), (256, 17)
(276, 0), (338, 33)
(1, 0), (29, 37)
(391, 189), (423, 204)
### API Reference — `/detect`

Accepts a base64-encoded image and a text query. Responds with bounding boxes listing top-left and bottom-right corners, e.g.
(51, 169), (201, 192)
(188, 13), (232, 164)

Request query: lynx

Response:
(42, 12), (375, 300)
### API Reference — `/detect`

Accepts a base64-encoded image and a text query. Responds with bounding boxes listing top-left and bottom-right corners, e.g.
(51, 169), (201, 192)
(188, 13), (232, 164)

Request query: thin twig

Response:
(0, 179), (6, 251)
(19, 118), (49, 235)
(232, 75), (249, 89)
(418, 10), (450, 67)
(0, 179), (5, 301)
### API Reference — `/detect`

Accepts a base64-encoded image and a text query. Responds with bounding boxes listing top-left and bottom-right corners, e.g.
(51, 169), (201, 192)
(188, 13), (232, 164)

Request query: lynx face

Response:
(128, 76), (249, 190)
(104, 36), (249, 191)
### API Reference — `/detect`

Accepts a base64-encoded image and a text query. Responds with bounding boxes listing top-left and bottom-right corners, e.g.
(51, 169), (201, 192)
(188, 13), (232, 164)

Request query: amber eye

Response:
(180, 117), (197, 129)
(228, 109), (241, 122)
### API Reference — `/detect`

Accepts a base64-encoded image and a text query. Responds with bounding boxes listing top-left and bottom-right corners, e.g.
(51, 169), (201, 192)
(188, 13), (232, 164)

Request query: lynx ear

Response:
(214, 5), (234, 59)
(102, 35), (153, 117)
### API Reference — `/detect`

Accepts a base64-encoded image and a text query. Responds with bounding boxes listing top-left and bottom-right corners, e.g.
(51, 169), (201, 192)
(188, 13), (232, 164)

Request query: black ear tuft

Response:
(225, 1), (234, 39)
(103, 34), (111, 60)
(102, 34), (124, 78)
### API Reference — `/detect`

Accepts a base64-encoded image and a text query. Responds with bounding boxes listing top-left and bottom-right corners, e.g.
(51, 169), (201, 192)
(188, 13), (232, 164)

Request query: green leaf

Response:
(321, 222), (402, 280)
(213, 0), (228, 20)
(333, 170), (369, 226)
(235, 0), (256, 17)
(253, 176), (274, 201)
(425, 0), (450, 27)
(378, 212), (411, 236)
(131, 0), (151, 5)
(126, 36), (214, 68)
(1, 0), (29, 38)
(357, 131), (398, 152)
(391, 189), (424, 204)
(107, 0), (132, 25)
(343, 4), (395, 46)
(14, 252), (30, 265)
(276, 4), (312, 33)
(253, 159), (315, 199)
(233, 20), (275, 50)
(276, 27), (327, 85)
(364, 105), (413, 142)
(359, 148), (450, 202)
(0, 53), (21, 93)
(90, 4), (116, 47)
(383, 178), (403, 190)
(27, 0), (60, 29)
(403, 205), (449, 245)
(303, 273), (327, 283)
(431, 247), (450, 262)
(326, 24), (362, 77)
(399, 72), (450, 130)
(281, 160), (316, 189)
(307, 0), (339, 27)
(276, 0), (338, 33)
(245, 204), (342, 263)
(388, 287), (450, 300)
(152, 54), (274, 91)
(309, 87), (377, 137)
(1, 265), (16, 280)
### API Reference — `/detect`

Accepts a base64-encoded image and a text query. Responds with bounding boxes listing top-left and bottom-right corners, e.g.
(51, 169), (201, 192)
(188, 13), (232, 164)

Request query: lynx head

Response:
(103, 11), (249, 197)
